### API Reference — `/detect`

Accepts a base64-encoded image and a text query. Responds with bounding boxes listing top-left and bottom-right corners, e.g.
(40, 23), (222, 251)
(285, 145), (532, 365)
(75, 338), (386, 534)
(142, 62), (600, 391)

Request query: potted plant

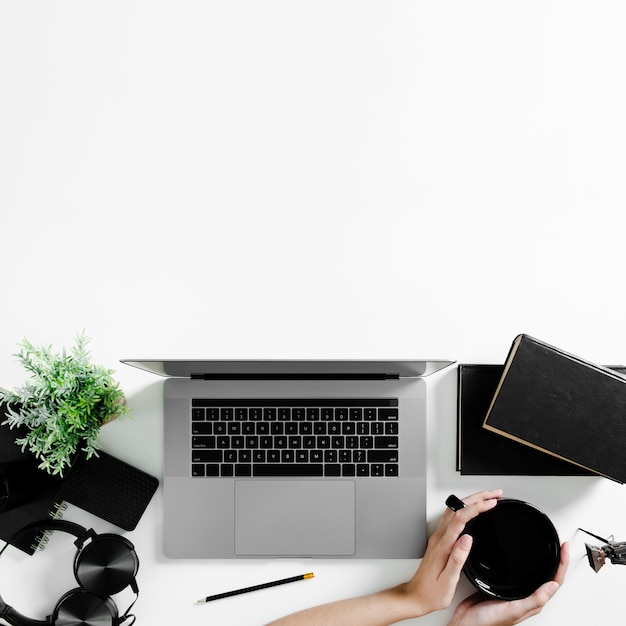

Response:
(0, 332), (128, 476)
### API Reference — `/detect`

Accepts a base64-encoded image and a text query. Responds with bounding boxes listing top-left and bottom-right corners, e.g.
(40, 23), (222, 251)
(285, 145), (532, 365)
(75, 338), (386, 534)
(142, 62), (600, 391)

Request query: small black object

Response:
(445, 494), (466, 512)
(463, 498), (560, 601)
(0, 519), (139, 626)
(579, 528), (626, 572)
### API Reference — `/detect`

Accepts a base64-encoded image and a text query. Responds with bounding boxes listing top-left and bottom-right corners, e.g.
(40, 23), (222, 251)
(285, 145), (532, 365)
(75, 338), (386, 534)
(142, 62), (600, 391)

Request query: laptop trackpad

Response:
(235, 480), (356, 556)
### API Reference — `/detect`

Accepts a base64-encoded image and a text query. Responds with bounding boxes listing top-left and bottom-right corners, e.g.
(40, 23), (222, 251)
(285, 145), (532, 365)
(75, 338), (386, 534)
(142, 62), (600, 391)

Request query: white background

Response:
(1, 2), (626, 624)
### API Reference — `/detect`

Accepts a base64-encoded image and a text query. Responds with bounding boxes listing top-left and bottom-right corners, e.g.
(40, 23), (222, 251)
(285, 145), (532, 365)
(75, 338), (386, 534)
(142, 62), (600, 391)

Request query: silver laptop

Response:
(121, 359), (453, 558)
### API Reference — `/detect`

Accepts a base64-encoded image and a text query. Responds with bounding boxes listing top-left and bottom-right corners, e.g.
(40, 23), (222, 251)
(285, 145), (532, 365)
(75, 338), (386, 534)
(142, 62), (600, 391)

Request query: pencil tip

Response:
(304, 572), (314, 579)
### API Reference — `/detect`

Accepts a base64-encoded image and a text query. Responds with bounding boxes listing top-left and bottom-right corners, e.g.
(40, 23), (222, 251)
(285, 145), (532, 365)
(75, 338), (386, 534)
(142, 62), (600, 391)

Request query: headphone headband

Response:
(10, 519), (94, 547)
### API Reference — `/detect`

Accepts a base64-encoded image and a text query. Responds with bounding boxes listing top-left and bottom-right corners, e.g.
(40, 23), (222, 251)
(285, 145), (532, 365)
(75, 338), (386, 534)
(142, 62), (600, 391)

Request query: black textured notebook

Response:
(457, 364), (596, 476)
(58, 450), (159, 531)
(483, 334), (626, 483)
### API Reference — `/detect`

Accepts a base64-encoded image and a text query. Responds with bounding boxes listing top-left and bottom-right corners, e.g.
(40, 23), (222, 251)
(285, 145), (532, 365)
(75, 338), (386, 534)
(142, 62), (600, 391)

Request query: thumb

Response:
(511, 580), (560, 621)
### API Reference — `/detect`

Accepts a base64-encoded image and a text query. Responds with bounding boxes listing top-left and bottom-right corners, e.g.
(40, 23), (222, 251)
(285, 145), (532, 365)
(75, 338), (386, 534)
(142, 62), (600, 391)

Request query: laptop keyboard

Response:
(191, 399), (399, 478)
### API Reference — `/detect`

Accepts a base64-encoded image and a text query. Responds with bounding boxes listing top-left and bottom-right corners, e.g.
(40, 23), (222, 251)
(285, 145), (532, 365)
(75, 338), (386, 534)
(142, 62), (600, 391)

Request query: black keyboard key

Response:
(317, 436), (330, 449)
(214, 423), (227, 435)
(372, 464), (384, 477)
(306, 408), (320, 420)
(205, 464), (220, 476)
(336, 408), (348, 421)
(330, 436), (344, 449)
(253, 464), (323, 477)
(221, 464), (234, 477)
(314, 423), (327, 435)
(192, 450), (222, 463)
(192, 408), (205, 420)
(342, 464), (356, 477)
(375, 436), (399, 449)
(235, 464), (252, 477)
(371, 422), (384, 435)
(325, 464), (341, 477)
(192, 422), (212, 435)
(299, 423), (313, 435)
(385, 422), (399, 435)
(385, 464), (399, 477)
(353, 450), (366, 463)
(235, 408), (248, 420)
(192, 464), (205, 476)
(378, 408), (399, 421)
(350, 408), (363, 420)
(267, 450), (281, 463)
(192, 436), (216, 449)
(324, 450), (337, 463)
(357, 464), (369, 476)
(368, 450), (399, 463)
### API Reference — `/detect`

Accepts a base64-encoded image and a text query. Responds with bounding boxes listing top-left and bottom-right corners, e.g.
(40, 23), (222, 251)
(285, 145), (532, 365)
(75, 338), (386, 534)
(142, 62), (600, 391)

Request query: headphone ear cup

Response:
(53, 588), (118, 626)
(74, 535), (139, 597)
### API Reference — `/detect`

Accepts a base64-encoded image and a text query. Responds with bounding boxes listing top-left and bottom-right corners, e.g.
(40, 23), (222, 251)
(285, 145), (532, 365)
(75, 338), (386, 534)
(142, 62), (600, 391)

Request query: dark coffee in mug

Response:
(463, 498), (561, 600)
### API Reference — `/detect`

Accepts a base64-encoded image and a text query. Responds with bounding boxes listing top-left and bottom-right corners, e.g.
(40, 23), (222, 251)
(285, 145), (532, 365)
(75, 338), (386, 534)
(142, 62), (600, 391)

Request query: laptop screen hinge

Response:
(190, 373), (400, 381)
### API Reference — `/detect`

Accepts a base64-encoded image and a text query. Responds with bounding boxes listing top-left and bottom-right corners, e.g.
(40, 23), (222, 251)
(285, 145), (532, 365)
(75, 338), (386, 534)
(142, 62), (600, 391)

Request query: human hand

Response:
(401, 489), (503, 617)
(446, 540), (569, 626)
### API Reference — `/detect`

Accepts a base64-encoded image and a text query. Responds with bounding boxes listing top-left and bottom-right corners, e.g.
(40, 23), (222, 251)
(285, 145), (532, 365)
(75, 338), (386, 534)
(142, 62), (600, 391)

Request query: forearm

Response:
(266, 583), (420, 626)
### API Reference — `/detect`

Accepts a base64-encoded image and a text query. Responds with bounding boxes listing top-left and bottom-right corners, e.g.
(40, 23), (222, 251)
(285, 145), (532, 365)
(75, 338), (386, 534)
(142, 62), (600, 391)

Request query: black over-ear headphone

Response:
(0, 519), (139, 626)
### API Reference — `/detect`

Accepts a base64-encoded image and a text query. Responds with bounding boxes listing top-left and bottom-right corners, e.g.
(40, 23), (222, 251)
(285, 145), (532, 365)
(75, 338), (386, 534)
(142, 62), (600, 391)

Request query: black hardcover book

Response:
(457, 364), (596, 476)
(483, 334), (626, 483)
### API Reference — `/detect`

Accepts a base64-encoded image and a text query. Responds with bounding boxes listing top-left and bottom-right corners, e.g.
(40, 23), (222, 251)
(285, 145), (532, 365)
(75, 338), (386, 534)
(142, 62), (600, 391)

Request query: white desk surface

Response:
(2, 3), (626, 624)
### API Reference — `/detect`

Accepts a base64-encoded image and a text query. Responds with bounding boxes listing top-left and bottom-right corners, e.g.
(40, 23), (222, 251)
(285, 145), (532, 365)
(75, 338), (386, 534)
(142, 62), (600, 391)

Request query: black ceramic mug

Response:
(462, 498), (561, 600)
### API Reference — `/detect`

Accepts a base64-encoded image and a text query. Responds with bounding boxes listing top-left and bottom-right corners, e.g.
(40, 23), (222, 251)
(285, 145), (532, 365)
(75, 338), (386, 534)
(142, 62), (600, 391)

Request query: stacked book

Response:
(457, 334), (626, 483)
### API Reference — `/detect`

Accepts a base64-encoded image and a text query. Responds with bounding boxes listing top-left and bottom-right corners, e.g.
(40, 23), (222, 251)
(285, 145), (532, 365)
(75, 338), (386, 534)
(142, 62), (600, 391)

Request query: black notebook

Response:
(457, 364), (597, 476)
(483, 334), (626, 483)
